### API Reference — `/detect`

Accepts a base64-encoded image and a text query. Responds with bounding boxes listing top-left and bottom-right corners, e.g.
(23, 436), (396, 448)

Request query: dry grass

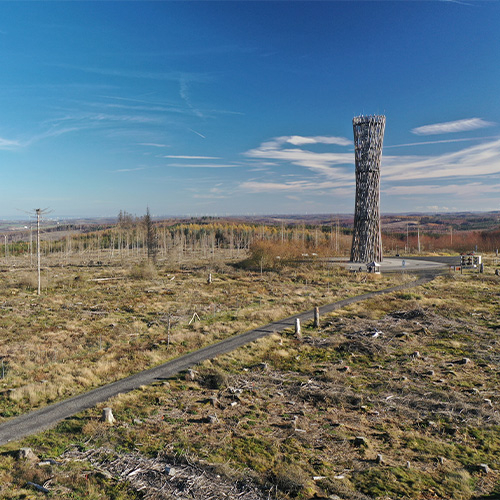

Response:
(0, 251), (404, 420)
(2, 253), (500, 499)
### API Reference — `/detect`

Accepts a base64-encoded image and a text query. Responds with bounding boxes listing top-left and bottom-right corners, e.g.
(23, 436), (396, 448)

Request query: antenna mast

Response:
(36, 209), (41, 295)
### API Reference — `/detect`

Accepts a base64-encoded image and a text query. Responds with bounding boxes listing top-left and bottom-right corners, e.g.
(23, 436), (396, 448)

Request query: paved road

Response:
(376, 257), (453, 273)
(335, 256), (460, 273)
(0, 273), (436, 447)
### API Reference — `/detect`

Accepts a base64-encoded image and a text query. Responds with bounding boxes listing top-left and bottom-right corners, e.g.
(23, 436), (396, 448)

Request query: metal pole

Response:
(336, 219), (339, 253)
(36, 209), (41, 295)
(30, 225), (33, 268)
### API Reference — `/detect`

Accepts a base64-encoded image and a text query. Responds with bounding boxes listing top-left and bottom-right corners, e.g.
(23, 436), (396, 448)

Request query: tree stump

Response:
(353, 436), (368, 447)
(207, 415), (218, 424)
(18, 447), (38, 461)
(101, 407), (116, 424)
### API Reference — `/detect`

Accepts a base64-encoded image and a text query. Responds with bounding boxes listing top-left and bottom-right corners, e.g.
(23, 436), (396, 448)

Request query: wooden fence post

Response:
(295, 318), (301, 337)
(313, 307), (320, 329)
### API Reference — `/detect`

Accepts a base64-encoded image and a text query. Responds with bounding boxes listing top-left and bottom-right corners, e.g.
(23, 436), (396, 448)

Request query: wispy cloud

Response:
(167, 163), (239, 168)
(383, 138), (500, 181)
(424, 205), (450, 212)
(0, 127), (80, 150)
(239, 133), (500, 197)
(139, 143), (169, 148)
(2, 102), (165, 150)
(96, 94), (241, 119)
(384, 182), (500, 197)
(86, 99), (189, 116)
(192, 186), (229, 199)
(193, 194), (228, 199)
(285, 135), (351, 146)
(412, 118), (495, 135)
(88, 112), (159, 124)
(112, 167), (147, 173)
(384, 136), (500, 149)
(44, 111), (160, 130)
(162, 155), (221, 160)
(244, 135), (353, 179)
(36, 109), (165, 146)
(25, 126), (82, 145)
(240, 179), (354, 193)
(179, 78), (203, 118)
(0, 137), (21, 149)
(439, 0), (475, 6)
(138, 44), (256, 59)
(59, 64), (212, 84)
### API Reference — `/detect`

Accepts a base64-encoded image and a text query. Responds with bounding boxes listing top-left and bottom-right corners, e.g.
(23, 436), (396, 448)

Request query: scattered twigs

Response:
(62, 447), (264, 499)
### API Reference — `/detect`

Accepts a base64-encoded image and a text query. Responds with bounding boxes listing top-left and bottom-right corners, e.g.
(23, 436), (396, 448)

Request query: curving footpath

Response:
(0, 273), (436, 446)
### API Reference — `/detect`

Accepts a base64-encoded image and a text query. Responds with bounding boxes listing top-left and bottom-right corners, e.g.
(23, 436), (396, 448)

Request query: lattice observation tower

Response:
(350, 115), (386, 263)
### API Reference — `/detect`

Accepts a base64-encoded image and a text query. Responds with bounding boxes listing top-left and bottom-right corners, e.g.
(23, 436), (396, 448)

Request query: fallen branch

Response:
(90, 277), (126, 282)
(189, 312), (201, 325)
(27, 482), (50, 494)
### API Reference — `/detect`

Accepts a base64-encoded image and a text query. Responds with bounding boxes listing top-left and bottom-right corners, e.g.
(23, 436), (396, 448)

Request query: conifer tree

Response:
(144, 207), (158, 262)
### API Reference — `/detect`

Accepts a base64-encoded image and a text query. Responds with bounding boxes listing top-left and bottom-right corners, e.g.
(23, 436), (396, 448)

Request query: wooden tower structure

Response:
(350, 115), (385, 263)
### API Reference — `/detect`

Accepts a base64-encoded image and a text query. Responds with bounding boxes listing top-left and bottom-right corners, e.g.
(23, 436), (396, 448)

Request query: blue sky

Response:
(0, 1), (499, 218)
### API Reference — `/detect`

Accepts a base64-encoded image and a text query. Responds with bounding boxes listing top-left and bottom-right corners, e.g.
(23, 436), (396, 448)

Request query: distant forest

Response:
(1, 211), (500, 262)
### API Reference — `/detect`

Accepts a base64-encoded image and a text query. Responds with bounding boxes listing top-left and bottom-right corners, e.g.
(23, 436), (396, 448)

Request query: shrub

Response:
(240, 240), (305, 271)
(200, 370), (228, 390)
(271, 463), (311, 496)
(129, 261), (157, 280)
(16, 273), (39, 290)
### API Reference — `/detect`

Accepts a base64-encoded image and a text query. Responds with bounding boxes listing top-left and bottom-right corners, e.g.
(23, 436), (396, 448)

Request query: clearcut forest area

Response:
(0, 218), (499, 499)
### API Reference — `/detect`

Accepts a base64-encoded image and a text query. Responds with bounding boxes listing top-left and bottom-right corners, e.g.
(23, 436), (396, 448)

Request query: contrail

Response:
(189, 128), (206, 139)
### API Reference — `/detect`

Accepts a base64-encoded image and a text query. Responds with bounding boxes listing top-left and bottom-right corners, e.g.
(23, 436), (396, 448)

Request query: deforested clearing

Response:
(0, 251), (499, 499)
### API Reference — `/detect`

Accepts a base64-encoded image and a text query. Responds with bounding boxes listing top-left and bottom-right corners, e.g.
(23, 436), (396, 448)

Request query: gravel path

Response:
(0, 273), (435, 446)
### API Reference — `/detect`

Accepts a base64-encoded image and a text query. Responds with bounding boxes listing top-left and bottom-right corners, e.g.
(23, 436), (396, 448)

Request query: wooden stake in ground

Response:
(314, 307), (320, 329)
(295, 318), (301, 337)
(167, 314), (171, 347)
